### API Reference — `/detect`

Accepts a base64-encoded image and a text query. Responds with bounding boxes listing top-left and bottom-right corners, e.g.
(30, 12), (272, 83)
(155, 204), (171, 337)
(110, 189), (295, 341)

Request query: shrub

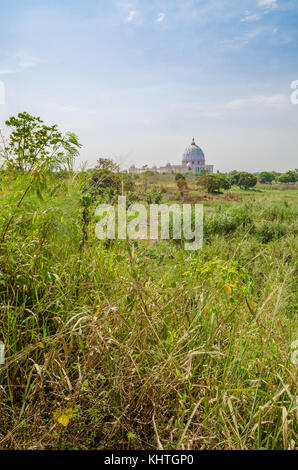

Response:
(261, 202), (295, 223)
(145, 189), (163, 204)
(176, 178), (188, 196)
(258, 171), (276, 184)
(278, 171), (297, 183)
(122, 174), (136, 191)
(126, 191), (140, 204)
(232, 172), (257, 190)
(174, 173), (186, 181)
(255, 221), (288, 243)
(198, 174), (230, 193)
(204, 204), (253, 237)
(90, 168), (121, 195)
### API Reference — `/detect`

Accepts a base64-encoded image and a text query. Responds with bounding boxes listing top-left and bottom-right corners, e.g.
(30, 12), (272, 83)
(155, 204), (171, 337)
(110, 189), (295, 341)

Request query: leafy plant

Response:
(2, 112), (80, 173)
(198, 174), (230, 193)
(145, 189), (163, 204)
(231, 172), (257, 190)
(278, 171), (297, 183)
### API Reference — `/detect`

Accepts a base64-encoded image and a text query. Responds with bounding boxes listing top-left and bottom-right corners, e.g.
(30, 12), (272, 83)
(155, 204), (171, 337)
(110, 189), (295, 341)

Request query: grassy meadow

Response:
(0, 170), (297, 450)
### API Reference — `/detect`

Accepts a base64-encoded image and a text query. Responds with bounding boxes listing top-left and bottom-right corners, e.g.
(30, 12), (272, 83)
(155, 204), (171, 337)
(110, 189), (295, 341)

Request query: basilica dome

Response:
(182, 138), (205, 164)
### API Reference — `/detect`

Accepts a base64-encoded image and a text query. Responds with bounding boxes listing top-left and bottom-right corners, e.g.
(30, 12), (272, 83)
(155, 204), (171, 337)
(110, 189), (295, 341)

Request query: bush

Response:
(232, 172), (257, 190)
(145, 189), (163, 204)
(204, 204), (253, 237)
(90, 169), (121, 195)
(198, 174), (231, 193)
(122, 174), (136, 191)
(261, 202), (295, 223)
(255, 221), (288, 243)
(258, 171), (276, 184)
(176, 178), (188, 196)
(278, 171), (297, 183)
(126, 191), (140, 204)
(174, 173), (186, 181)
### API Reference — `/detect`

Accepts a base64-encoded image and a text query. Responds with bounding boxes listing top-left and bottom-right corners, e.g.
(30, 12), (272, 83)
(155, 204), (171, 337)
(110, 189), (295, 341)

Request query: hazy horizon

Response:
(0, 0), (297, 172)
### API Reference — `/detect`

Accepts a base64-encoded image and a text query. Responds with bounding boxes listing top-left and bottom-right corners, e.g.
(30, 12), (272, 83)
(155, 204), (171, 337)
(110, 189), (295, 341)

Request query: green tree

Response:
(231, 172), (257, 190)
(278, 171), (297, 183)
(95, 157), (120, 172)
(198, 174), (230, 193)
(230, 172), (241, 186)
(90, 157), (121, 200)
(258, 171), (275, 184)
(2, 112), (81, 172)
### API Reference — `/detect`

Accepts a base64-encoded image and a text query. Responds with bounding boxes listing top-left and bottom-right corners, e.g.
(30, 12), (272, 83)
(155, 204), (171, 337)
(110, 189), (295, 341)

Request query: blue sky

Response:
(0, 0), (297, 171)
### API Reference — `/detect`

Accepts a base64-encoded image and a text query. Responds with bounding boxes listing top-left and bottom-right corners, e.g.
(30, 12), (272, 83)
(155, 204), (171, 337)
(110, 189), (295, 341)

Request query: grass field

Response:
(0, 172), (297, 450)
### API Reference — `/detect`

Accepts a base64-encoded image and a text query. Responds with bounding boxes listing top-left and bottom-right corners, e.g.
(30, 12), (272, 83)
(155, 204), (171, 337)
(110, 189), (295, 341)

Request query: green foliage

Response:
(174, 172), (186, 181)
(255, 221), (288, 243)
(204, 204), (253, 237)
(231, 172), (257, 190)
(258, 171), (276, 184)
(198, 174), (231, 193)
(80, 193), (93, 208)
(88, 157), (123, 200)
(126, 191), (140, 204)
(90, 169), (121, 195)
(2, 112), (81, 172)
(122, 173), (136, 191)
(278, 171), (297, 183)
(145, 189), (163, 204)
(94, 157), (120, 172)
(260, 201), (295, 223)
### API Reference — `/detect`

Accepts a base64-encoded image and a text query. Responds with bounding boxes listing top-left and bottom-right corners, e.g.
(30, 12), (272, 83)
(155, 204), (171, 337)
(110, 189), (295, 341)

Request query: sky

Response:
(0, 0), (297, 172)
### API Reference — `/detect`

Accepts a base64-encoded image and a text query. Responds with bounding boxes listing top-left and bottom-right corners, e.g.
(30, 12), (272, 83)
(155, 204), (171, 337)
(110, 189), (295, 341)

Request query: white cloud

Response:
(16, 49), (43, 68)
(125, 10), (137, 23)
(241, 0), (278, 23)
(157, 12), (165, 23)
(241, 11), (261, 22)
(258, 0), (278, 10)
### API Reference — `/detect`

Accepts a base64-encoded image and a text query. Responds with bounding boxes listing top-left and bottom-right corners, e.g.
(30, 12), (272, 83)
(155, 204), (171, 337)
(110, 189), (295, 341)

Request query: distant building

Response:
(129, 138), (214, 174)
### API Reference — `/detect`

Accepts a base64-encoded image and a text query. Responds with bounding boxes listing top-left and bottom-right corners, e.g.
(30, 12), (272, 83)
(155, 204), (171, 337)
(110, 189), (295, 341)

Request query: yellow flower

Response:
(225, 284), (236, 295)
(53, 408), (73, 427)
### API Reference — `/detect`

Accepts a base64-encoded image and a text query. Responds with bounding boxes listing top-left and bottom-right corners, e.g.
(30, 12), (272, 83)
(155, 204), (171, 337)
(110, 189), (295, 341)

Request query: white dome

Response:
(182, 138), (205, 163)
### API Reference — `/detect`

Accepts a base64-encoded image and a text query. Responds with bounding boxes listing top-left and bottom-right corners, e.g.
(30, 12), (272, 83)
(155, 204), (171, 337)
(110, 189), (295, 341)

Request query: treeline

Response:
(1, 112), (297, 200)
(183, 169), (298, 194)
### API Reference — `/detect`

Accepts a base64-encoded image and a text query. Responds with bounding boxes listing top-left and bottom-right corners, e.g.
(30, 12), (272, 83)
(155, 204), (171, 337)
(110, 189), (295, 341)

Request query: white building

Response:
(129, 138), (214, 175)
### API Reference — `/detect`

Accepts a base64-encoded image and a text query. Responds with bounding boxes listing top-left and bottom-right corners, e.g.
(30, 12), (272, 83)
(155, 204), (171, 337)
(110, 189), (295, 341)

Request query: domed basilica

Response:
(129, 138), (213, 174)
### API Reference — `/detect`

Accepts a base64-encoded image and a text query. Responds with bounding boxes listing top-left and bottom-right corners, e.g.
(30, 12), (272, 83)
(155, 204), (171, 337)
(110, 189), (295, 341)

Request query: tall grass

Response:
(0, 174), (297, 450)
